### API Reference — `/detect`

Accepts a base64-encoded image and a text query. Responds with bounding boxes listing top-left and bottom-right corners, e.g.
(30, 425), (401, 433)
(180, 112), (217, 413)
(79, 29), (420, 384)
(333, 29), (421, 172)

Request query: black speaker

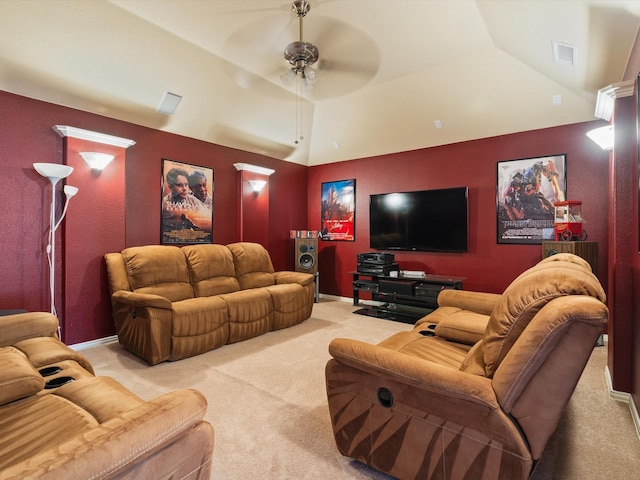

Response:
(295, 238), (318, 274)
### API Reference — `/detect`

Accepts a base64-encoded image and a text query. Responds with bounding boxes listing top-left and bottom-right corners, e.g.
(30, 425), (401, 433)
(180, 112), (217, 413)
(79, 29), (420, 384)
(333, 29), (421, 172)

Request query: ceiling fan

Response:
(221, 0), (380, 101)
(280, 1), (319, 89)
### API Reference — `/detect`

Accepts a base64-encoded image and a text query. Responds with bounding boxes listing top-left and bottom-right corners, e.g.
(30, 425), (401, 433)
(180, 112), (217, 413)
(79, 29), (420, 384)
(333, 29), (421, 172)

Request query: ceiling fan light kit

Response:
(282, 1), (319, 86)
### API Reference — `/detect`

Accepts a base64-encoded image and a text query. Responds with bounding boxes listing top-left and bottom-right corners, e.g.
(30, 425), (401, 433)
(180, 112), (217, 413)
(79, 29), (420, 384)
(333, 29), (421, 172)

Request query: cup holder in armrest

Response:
(39, 366), (63, 377)
(44, 376), (75, 389)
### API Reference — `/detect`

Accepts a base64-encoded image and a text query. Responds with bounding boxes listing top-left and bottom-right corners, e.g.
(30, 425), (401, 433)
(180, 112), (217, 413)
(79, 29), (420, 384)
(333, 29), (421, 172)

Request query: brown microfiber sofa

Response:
(326, 253), (608, 480)
(0, 311), (213, 479)
(105, 242), (315, 365)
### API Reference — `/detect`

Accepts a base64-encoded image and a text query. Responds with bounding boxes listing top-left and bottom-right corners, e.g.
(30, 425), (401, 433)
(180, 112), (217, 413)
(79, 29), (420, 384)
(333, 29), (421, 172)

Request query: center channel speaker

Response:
(295, 238), (318, 274)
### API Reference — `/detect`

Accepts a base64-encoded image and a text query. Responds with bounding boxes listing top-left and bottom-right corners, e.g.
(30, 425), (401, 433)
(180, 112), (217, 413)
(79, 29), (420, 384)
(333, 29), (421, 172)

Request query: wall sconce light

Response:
(33, 163), (79, 327)
(249, 180), (267, 193)
(79, 152), (115, 170)
(586, 125), (614, 151)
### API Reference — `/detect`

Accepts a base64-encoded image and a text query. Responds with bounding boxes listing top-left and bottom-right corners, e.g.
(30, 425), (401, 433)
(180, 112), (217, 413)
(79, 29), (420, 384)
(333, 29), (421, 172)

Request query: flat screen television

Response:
(369, 186), (468, 252)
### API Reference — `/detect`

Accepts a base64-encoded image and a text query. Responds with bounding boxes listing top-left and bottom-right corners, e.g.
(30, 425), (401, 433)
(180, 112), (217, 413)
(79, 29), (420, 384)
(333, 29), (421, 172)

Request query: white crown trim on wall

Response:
(233, 163), (275, 176)
(53, 125), (136, 149)
(594, 80), (635, 121)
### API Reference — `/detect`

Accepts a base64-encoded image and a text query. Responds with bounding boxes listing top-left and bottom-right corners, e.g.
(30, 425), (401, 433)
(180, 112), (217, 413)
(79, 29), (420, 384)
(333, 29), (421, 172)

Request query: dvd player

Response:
(357, 262), (400, 275)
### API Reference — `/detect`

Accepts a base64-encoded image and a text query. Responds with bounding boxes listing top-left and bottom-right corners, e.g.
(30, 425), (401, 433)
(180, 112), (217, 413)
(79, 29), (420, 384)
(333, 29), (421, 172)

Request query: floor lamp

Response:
(33, 163), (78, 336)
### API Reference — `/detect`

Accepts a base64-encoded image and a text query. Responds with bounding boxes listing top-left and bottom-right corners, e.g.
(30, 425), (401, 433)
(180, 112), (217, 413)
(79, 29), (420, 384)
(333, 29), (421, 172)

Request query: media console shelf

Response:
(351, 271), (465, 324)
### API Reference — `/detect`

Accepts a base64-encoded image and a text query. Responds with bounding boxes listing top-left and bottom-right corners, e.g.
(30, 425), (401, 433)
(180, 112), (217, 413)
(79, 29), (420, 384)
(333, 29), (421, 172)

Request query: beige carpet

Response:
(79, 299), (639, 479)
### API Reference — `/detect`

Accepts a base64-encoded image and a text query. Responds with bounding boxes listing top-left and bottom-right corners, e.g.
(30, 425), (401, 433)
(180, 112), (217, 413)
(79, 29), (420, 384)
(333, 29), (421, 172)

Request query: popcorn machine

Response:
(554, 201), (587, 241)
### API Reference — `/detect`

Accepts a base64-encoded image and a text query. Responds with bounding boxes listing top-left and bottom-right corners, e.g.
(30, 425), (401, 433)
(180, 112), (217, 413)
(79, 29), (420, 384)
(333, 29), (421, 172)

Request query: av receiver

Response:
(357, 252), (395, 265)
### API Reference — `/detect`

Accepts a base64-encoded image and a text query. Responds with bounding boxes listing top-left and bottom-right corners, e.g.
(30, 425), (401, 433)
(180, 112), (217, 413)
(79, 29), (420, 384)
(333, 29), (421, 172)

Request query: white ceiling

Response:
(1, 0), (639, 166)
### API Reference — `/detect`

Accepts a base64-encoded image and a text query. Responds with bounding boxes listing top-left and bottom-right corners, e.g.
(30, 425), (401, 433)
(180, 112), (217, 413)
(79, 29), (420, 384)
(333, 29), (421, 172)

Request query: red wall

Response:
(1, 91), (308, 344)
(237, 169), (271, 243)
(308, 122), (611, 298)
(63, 137), (126, 344)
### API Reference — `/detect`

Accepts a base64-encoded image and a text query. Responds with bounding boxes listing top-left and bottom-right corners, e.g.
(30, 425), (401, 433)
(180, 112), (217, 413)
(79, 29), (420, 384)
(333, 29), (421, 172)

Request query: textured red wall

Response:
(63, 137), (126, 344)
(308, 122), (611, 298)
(1, 91), (308, 344)
(237, 170), (270, 243)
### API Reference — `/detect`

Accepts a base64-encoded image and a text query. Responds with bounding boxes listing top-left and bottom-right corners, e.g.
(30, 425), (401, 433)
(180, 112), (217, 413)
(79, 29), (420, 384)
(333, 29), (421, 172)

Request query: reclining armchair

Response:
(325, 254), (607, 480)
(0, 311), (214, 479)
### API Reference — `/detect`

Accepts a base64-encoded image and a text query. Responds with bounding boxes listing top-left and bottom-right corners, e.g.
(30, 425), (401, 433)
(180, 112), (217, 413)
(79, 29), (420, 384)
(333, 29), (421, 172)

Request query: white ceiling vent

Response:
(553, 41), (577, 66)
(156, 91), (182, 115)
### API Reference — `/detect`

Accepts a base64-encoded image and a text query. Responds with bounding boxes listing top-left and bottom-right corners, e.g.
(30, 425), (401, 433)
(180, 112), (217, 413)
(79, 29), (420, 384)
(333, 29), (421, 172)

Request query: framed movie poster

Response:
(320, 179), (355, 241)
(161, 159), (214, 244)
(496, 154), (567, 244)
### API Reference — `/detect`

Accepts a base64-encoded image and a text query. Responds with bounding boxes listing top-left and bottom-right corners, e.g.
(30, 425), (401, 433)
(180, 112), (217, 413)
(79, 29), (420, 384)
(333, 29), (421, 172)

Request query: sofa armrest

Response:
(0, 312), (58, 347)
(112, 290), (173, 309)
(328, 337), (497, 409)
(436, 289), (501, 315)
(273, 271), (315, 287)
(0, 389), (214, 480)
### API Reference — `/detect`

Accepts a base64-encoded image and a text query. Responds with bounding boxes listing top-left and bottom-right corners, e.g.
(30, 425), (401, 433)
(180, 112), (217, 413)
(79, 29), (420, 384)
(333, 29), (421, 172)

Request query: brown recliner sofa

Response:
(325, 253), (607, 480)
(0, 311), (213, 479)
(105, 242), (315, 365)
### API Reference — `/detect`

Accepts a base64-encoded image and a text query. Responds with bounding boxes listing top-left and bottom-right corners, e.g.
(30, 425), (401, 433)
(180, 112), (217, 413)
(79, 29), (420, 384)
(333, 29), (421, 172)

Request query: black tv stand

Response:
(351, 271), (465, 324)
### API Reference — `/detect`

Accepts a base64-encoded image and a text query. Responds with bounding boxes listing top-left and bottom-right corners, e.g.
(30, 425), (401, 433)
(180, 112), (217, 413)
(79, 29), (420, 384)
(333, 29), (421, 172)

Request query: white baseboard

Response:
(605, 365), (640, 441)
(70, 335), (118, 351)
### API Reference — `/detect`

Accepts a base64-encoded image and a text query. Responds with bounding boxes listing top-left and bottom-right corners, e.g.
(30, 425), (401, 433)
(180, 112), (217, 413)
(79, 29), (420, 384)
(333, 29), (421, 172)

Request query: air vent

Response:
(156, 91), (182, 115)
(553, 41), (577, 66)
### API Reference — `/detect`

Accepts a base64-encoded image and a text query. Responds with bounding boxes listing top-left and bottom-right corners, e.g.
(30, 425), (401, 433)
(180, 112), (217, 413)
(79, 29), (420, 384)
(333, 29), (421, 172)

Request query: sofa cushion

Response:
(170, 296), (230, 360)
(220, 289), (273, 343)
(481, 264), (606, 377)
(434, 310), (488, 345)
(0, 393), (99, 471)
(226, 242), (276, 289)
(122, 245), (194, 302)
(183, 244), (240, 296)
(377, 330), (471, 369)
(265, 283), (313, 330)
(0, 347), (44, 406)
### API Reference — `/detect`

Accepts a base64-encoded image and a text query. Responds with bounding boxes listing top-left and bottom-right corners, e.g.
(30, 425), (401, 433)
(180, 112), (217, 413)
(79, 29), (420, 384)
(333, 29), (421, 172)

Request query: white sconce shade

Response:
(249, 180), (267, 192)
(79, 152), (115, 170)
(586, 125), (614, 151)
(64, 185), (79, 198)
(33, 162), (73, 184)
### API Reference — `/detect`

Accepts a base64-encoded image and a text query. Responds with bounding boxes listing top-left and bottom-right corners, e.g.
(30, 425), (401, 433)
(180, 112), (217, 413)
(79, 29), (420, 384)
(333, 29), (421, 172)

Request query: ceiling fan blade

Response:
(202, 1), (293, 16)
(302, 15), (381, 99)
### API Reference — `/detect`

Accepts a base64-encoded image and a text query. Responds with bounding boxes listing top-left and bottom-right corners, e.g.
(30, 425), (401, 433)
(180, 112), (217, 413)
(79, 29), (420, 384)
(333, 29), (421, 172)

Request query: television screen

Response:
(369, 187), (468, 252)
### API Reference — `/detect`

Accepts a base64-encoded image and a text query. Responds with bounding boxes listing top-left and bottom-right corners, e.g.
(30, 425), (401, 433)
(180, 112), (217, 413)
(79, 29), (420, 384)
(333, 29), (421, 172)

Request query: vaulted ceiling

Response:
(1, 0), (639, 166)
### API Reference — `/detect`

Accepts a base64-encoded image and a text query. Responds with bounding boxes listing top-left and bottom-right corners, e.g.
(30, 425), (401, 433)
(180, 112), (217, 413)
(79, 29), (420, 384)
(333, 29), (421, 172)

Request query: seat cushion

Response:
(377, 330), (470, 369)
(121, 245), (194, 302)
(0, 376), (144, 472)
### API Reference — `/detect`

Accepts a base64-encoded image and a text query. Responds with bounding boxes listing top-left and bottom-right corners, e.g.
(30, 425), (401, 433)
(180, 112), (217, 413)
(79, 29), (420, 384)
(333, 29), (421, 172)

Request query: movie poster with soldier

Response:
(496, 154), (566, 244)
(161, 159), (214, 244)
(320, 179), (355, 241)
